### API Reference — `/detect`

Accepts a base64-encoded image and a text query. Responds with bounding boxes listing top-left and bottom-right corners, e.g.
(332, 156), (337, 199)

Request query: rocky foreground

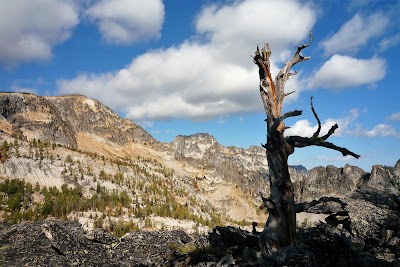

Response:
(1, 187), (399, 267)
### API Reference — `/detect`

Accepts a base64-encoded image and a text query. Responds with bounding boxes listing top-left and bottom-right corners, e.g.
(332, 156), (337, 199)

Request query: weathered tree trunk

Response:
(259, 134), (296, 260)
(253, 33), (359, 263)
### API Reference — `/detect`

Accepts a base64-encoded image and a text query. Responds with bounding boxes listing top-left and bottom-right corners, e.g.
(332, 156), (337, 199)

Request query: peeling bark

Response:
(253, 32), (359, 263)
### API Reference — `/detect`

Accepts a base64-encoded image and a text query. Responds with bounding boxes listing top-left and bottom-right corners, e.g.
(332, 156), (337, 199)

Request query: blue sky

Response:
(0, 0), (399, 171)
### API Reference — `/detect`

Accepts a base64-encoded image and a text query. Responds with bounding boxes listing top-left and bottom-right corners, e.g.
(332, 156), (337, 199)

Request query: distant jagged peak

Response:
(171, 133), (219, 160)
(171, 133), (270, 160)
(309, 163), (365, 173)
(174, 133), (218, 144)
(289, 165), (308, 173)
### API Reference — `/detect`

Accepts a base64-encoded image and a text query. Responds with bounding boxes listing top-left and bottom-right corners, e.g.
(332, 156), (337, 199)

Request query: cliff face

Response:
(0, 92), (77, 147)
(291, 164), (367, 202)
(363, 162), (400, 191)
(170, 133), (269, 193)
(0, 93), (154, 149)
(46, 94), (155, 145)
(291, 162), (399, 202)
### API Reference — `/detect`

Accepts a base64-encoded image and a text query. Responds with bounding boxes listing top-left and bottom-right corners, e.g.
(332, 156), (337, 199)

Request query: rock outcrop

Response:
(361, 162), (400, 192)
(295, 188), (400, 266)
(291, 162), (400, 202)
(0, 92), (77, 147)
(0, 220), (197, 266)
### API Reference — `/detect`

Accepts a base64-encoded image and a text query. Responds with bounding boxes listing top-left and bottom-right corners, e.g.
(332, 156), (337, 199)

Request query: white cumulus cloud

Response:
(321, 12), (388, 56)
(85, 0), (164, 44)
(58, 42), (259, 120)
(343, 114), (400, 137)
(58, 0), (317, 121)
(365, 124), (397, 137)
(196, 0), (316, 59)
(0, 0), (79, 67)
(307, 55), (386, 90)
(353, 124), (398, 137)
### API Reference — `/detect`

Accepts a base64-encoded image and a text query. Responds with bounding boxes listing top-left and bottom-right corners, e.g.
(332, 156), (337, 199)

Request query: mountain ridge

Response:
(0, 92), (268, 230)
(1, 92), (399, 233)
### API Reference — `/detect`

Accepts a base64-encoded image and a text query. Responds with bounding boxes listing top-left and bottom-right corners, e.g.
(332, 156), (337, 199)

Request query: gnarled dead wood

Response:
(310, 97), (321, 138)
(286, 136), (360, 158)
(252, 31), (359, 264)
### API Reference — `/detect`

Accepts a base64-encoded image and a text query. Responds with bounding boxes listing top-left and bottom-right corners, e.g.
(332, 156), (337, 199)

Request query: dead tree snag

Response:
(253, 32), (359, 263)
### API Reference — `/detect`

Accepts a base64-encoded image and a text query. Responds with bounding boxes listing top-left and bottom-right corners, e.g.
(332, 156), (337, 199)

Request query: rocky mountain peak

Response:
(0, 92), (155, 154)
(171, 133), (219, 160)
(289, 165), (308, 173)
(46, 94), (155, 146)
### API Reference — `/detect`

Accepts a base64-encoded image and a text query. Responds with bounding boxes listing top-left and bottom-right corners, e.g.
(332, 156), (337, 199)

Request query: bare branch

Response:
(310, 97), (321, 138)
(279, 31), (313, 76)
(252, 45), (261, 64)
(271, 110), (303, 132)
(296, 31), (313, 56)
(309, 96), (339, 141)
(274, 31), (313, 114)
(283, 110), (303, 119)
(284, 91), (296, 97)
(321, 124), (338, 140)
(286, 136), (360, 159)
(310, 96), (339, 141)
